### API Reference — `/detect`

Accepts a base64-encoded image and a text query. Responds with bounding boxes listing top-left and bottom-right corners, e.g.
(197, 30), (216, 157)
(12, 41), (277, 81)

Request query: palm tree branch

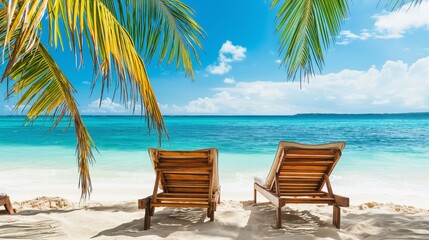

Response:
(110, 0), (204, 79)
(6, 42), (96, 200)
(272, 0), (349, 81)
(1, 0), (48, 78)
(47, 0), (167, 139)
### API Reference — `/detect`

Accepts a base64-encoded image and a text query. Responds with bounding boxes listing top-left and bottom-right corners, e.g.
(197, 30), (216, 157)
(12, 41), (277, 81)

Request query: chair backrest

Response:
(265, 141), (345, 193)
(148, 148), (219, 194)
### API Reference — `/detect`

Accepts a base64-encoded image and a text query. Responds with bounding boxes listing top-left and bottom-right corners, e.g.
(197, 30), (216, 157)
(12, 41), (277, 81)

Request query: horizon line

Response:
(1, 112), (429, 117)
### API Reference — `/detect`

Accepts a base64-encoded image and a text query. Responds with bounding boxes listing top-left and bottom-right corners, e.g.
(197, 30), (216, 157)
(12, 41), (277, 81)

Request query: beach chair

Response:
(253, 141), (349, 229)
(138, 148), (220, 230)
(0, 194), (16, 214)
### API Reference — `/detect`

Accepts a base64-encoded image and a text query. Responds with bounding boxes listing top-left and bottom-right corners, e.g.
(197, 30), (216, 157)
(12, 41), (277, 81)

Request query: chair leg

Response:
(207, 208), (212, 218)
(150, 207), (155, 216)
(3, 197), (15, 214)
(253, 189), (257, 204)
(210, 210), (215, 222)
(275, 206), (282, 229)
(143, 204), (154, 230)
(333, 205), (341, 229)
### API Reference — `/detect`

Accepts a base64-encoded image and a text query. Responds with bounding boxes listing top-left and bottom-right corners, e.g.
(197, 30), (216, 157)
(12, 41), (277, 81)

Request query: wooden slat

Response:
(285, 149), (335, 155)
(281, 165), (328, 171)
(284, 156), (335, 160)
(279, 183), (318, 188)
(283, 160), (334, 166)
(278, 179), (320, 183)
(156, 197), (208, 203)
(158, 151), (208, 158)
(151, 202), (210, 208)
(280, 172), (324, 176)
(165, 183), (210, 188)
(156, 167), (212, 172)
(282, 197), (335, 204)
(277, 189), (318, 193)
(280, 192), (326, 196)
(167, 187), (209, 193)
(159, 158), (209, 163)
(161, 193), (209, 197)
(163, 173), (209, 181)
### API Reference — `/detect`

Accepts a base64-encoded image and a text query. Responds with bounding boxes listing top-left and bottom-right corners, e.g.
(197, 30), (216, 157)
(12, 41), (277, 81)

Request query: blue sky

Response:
(2, 0), (429, 115)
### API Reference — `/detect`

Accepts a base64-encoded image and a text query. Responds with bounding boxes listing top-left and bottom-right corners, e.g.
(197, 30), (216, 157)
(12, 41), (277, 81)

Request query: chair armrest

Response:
(334, 194), (349, 207)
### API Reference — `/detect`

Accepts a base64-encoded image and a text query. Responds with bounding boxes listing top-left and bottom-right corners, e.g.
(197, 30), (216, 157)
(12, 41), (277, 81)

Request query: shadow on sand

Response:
(92, 202), (342, 239)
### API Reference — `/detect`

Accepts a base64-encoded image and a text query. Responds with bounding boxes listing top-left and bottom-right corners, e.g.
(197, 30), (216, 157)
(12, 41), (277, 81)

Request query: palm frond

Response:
(48, 0), (167, 140)
(1, 0), (48, 78)
(107, 0), (204, 79)
(7, 42), (96, 200)
(272, 0), (349, 81)
(384, 0), (425, 9)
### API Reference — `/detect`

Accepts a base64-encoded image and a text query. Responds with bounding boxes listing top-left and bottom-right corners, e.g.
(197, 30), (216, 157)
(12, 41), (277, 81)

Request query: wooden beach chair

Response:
(253, 141), (349, 229)
(0, 194), (16, 214)
(138, 148), (220, 230)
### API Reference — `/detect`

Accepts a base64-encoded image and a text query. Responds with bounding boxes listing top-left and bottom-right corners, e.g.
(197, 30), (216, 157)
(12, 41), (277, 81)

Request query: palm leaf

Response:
(384, 0), (425, 9)
(48, 0), (167, 139)
(7, 42), (96, 200)
(113, 0), (205, 79)
(1, 0), (48, 78)
(272, 0), (349, 81)
(1, 4), (94, 199)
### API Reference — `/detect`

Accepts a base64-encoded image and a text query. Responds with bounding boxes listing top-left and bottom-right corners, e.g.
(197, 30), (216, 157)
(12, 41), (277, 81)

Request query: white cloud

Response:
(374, 2), (429, 38)
(162, 56), (429, 114)
(275, 59), (282, 64)
(206, 62), (232, 75)
(82, 81), (91, 85)
(218, 40), (246, 62)
(338, 3), (429, 44)
(337, 29), (374, 44)
(82, 98), (141, 114)
(206, 41), (247, 75)
(224, 77), (235, 84)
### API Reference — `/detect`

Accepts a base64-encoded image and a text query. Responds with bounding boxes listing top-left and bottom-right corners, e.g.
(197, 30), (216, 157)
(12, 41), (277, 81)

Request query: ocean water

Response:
(1, 114), (429, 208)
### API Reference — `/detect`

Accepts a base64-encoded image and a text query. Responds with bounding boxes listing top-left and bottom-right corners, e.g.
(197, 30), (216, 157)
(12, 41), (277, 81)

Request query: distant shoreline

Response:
(1, 112), (429, 117)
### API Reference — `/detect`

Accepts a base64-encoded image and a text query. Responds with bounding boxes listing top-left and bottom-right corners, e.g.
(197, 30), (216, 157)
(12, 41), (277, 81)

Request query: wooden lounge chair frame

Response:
(0, 195), (15, 214)
(138, 148), (220, 230)
(254, 141), (349, 229)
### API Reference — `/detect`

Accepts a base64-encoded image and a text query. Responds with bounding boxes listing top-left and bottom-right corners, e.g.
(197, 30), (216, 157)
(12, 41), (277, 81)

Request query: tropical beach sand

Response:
(1, 197), (428, 239)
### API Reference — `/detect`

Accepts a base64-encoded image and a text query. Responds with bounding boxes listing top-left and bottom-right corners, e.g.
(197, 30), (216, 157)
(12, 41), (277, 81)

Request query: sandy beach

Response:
(0, 197), (428, 239)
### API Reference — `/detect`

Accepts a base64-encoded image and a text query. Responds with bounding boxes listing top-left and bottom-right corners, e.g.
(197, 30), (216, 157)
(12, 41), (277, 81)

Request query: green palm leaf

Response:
(385, 0), (425, 9)
(48, 0), (167, 138)
(7, 42), (96, 200)
(101, 0), (204, 79)
(272, 0), (349, 81)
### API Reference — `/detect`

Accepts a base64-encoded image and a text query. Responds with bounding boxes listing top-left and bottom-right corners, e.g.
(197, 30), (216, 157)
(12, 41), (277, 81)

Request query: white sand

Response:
(1, 197), (429, 239)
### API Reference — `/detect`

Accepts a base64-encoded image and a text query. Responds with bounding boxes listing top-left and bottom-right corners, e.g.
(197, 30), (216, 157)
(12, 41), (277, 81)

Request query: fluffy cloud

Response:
(162, 56), (429, 115)
(337, 30), (372, 45)
(218, 41), (246, 62)
(207, 41), (247, 75)
(224, 77), (235, 84)
(83, 98), (141, 114)
(338, 3), (429, 44)
(206, 62), (232, 75)
(374, 2), (429, 39)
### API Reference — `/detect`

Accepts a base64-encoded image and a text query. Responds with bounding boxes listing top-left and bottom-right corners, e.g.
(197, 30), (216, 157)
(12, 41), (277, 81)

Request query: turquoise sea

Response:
(1, 114), (429, 207)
